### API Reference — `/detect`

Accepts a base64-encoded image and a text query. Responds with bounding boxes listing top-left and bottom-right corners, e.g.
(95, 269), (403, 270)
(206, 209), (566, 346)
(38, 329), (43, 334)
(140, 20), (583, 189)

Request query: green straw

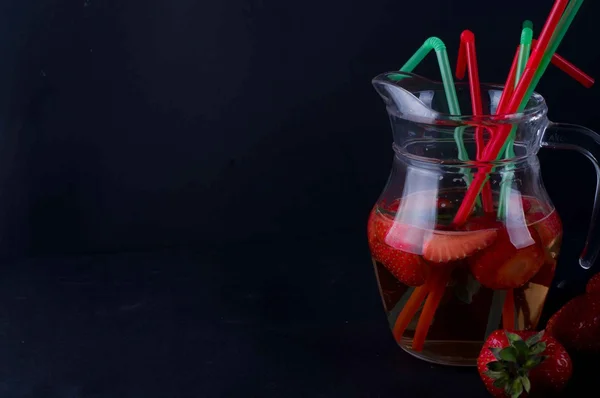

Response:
(400, 37), (462, 116)
(496, 0), (583, 219)
(400, 37), (475, 191)
(527, 0), (584, 103)
(516, 21), (534, 84)
(497, 21), (533, 219)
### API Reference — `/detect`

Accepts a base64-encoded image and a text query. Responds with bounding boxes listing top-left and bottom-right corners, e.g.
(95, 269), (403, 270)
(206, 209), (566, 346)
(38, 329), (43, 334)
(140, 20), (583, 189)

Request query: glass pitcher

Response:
(367, 71), (600, 366)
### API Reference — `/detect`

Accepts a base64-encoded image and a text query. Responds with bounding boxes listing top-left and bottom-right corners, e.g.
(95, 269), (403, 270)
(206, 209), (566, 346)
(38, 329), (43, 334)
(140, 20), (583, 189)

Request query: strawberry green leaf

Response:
(510, 379), (523, 398)
(486, 361), (505, 372)
(500, 346), (518, 362)
(529, 341), (546, 355)
(513, 340), (529, 355)
(505, 331), (523, 344)
(523, 356), (544, 370)
(520, 376), (531, 393)
(525, 331), (544, 346)
(489, 347), (503, 360)
(486, 370), (509, 381)
(493, 376), (509, 388)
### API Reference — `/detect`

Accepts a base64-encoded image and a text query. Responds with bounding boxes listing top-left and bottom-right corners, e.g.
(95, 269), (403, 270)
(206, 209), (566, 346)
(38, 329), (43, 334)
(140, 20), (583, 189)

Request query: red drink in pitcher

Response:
(368, 191), (562, 365)
(369, 72), (600, 365)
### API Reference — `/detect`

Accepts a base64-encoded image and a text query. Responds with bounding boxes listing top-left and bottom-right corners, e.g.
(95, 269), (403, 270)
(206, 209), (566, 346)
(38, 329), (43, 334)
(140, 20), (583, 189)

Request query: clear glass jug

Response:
(368, 71), (600, 366)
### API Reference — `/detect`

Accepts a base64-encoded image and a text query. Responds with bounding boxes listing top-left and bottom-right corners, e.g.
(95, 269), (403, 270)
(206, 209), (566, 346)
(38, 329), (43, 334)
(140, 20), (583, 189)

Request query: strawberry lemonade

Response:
(367, 190), (562, 366)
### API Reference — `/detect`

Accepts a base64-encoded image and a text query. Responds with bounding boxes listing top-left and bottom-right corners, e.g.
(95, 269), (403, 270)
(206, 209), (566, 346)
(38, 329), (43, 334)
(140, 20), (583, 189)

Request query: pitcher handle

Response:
(542, 122), (600, 269)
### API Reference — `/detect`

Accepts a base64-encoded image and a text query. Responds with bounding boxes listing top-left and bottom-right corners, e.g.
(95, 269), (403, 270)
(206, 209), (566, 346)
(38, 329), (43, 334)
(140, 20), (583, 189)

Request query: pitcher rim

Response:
(372, 71), (548, 124)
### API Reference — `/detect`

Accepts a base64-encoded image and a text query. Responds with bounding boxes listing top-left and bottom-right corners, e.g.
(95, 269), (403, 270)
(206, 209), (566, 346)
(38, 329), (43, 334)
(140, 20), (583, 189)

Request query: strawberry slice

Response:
(422, 229), (497, 264)
(469, 228), (545, 289)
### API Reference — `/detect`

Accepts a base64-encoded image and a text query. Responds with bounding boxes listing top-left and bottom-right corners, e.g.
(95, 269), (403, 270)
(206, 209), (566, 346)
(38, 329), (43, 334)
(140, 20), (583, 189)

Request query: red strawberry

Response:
(586, 273), (600, 294)
(381, 199), (401, 212)
(368, 211), (429, 286)
(469, 228), (545, 290)
(478, 330), (572, 397)
(461, 214), (502, 232)
(521, 197), (533, 214)
(529, 261), (556, 288)
(422, 229), (497, 263)
(527, 211), (562, 250)
(369, 240), (429, 286)
(546, 294), (600, 352)
(368, 210), (425, 254)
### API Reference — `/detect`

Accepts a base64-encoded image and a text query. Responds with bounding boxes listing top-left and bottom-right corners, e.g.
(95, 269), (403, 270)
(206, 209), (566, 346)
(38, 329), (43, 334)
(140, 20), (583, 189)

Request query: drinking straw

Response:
(496, 39), (592, 123)
(400, 37), (460, 116)
(496, 47), (522, 114)
(516, 21), (535, 84)
(491, 40), (591, 122)
(455, 30), (493, 212)
(529, 0), (586, 101)
(392, 285), (429, 342)
(494, 41), (592, 163)
(497, 21), (534, 333)
(394, 0), (588, 351)
(452, 0), (573, 226)
(532, 38), (594, 88)
(399, 37), (471, 176)
(392, 38), (475, 350)
(497, 21), (534, 220)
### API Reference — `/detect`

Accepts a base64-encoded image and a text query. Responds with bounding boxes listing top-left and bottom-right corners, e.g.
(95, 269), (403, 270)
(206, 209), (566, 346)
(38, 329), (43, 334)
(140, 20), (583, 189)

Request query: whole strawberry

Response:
(586, 272), (600, 294)
(546, 293), (600, 352)
(477, 330), (572, 397)
(367, 210), (429, 286)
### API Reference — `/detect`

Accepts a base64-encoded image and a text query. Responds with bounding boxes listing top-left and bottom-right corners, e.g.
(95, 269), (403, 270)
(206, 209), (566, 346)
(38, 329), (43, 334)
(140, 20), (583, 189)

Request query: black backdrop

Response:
(0, 0), (597, 260)
(0, 1), (599, 396)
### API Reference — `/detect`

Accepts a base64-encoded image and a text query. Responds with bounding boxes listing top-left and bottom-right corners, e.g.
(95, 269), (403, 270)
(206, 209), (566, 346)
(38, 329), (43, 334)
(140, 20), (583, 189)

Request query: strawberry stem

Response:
(503, 289), (515, 330)
(411, 267), (453, 351)
(392, 285), (429, 342)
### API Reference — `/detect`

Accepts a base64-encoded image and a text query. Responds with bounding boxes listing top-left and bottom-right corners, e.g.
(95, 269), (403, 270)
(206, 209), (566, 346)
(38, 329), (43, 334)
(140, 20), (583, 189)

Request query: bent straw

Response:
(532, 38), (594, 88)
(452, 0), (572, 226)
(530, 0), (586, 99)
(485, 0), (573, 155)
(491, 39), (590, 122)
(400, 37), (471, 175)
(496, 47), (522, 115)
(497, 21), (534, 333)
(497, 21), (534, 220)
(495, 40), (593, 162)
(456, 30), (493, 212)
(393, 38), (471, 349)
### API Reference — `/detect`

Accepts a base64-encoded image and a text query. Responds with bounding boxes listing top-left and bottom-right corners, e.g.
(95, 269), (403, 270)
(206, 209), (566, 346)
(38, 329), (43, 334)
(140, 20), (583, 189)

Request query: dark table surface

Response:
(0, 232), (594, 398)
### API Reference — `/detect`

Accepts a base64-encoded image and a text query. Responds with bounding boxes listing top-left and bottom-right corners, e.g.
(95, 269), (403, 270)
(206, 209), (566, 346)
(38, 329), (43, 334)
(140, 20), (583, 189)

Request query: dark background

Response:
(0, 0), (598, 396)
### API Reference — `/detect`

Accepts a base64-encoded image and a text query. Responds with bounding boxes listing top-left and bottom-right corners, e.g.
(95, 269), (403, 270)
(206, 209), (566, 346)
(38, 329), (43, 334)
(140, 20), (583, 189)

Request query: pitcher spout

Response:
(372, 72), (440, 124)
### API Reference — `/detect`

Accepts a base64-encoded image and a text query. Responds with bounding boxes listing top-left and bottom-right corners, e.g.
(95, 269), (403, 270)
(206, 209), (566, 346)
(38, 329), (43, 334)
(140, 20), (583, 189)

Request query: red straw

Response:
(456, 30), (493, 213)
(532, 38), (595, 88)
(496, 47), (521, 115)
(453, 0), (570, 225)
